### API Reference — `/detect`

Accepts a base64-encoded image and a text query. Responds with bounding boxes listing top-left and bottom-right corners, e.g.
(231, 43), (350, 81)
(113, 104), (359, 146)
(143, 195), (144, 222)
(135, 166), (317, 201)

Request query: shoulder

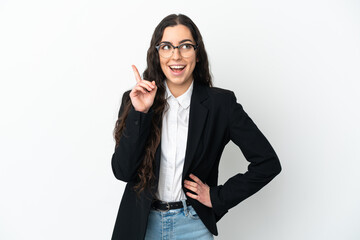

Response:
(205, 86), (237, 103)
(207, 86), (234, 96)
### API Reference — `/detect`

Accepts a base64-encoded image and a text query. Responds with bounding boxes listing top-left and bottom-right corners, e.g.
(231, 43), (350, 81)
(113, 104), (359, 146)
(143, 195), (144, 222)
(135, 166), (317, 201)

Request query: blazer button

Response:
(134, 120), (139, 125)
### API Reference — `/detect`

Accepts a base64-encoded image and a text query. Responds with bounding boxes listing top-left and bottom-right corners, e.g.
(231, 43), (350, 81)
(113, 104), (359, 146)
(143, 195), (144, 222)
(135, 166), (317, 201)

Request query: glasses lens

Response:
(158, 44), (173, 58)
(179, 44), (195, 58)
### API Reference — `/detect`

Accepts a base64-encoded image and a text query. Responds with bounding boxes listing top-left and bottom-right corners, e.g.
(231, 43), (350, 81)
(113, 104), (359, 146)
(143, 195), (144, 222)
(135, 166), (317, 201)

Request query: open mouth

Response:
(169, 65), (186, 73)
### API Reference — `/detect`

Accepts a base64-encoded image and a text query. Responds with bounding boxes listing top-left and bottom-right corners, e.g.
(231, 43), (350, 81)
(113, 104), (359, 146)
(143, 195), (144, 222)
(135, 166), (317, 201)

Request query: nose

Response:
(172, 47), (182, 60)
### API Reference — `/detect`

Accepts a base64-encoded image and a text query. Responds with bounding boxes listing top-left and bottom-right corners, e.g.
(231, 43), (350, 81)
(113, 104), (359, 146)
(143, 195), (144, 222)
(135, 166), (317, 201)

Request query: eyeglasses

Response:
(155, 42), (198, 58)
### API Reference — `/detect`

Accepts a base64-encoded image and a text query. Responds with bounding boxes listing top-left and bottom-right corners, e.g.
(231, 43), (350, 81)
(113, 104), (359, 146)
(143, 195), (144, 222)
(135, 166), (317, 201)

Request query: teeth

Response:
(170, 66), (185, 69)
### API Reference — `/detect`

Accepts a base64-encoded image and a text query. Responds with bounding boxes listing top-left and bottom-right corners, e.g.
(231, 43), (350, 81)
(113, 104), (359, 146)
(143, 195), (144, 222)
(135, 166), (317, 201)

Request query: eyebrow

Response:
(159, 39), (194, 45)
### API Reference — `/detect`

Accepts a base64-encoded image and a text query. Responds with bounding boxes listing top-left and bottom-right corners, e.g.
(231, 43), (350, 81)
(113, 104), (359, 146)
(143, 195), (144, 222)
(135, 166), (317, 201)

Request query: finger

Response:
(189, 174), (202, 184)
(186, 191), (199, 200)
(132, 65), (142, 83)
(137, 82), (154, 92)
(184, 183), (198, 193)
(139, 80), (155, 90)
(133, 85), (148, 95)
(184, 180), (197, 188)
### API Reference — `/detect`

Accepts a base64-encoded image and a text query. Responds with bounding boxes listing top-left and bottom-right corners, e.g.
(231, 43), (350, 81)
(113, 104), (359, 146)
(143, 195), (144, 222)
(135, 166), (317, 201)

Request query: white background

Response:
(1, 0), (359, 239)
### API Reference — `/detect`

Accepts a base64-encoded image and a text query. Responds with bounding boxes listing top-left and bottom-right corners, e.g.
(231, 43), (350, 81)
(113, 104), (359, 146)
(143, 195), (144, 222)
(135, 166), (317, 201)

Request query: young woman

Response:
(111, 14), (281, 240)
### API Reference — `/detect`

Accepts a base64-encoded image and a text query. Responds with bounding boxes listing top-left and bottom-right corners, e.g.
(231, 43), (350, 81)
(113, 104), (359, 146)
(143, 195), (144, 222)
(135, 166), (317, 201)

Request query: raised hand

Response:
(129, 65), (157, 113)
(184, 174), (213, 208)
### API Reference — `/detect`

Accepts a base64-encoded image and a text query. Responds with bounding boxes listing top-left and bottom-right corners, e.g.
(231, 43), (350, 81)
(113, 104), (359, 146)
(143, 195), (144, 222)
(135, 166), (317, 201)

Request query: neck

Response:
(166, 79), (193, 98)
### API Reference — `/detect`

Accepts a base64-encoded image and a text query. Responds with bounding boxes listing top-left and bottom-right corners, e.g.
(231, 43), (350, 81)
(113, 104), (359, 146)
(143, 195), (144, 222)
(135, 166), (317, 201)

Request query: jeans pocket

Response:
(188, 206), (200, 220)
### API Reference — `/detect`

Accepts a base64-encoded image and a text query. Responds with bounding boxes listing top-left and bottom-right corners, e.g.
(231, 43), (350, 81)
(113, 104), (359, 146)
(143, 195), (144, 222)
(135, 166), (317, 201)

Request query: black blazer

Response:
(111, 81), (281, 240)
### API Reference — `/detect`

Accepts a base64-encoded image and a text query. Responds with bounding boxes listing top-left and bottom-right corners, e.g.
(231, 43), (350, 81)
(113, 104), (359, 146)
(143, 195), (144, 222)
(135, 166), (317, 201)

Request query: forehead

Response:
(161, 24), (195, 44)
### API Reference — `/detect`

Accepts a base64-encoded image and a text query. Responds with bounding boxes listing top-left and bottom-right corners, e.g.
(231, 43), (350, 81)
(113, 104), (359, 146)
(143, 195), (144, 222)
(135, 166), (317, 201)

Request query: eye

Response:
(180, 44), (192, 49)
(160, 44), (172, 51)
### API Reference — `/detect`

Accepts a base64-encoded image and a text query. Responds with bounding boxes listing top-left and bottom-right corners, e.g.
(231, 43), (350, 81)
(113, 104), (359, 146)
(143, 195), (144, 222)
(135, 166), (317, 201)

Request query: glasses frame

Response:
(155, 42), (198, 58)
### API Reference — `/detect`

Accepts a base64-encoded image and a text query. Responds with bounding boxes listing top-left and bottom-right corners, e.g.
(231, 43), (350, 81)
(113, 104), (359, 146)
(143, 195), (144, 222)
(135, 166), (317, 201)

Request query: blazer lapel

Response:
(182, 81), (209, 181)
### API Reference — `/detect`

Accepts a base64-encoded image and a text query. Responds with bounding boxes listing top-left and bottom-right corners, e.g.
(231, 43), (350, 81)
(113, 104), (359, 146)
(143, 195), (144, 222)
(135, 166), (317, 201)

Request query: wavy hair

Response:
(113, 14), (212, 195)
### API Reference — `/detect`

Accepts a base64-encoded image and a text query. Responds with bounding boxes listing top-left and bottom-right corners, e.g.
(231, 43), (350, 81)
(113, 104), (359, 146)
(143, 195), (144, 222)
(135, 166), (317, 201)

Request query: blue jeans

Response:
(145, 200), (214, 240)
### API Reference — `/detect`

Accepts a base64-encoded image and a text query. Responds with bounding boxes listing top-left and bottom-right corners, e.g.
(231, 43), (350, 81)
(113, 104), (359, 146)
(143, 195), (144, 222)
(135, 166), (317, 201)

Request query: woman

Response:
(111, 14), (281, 240)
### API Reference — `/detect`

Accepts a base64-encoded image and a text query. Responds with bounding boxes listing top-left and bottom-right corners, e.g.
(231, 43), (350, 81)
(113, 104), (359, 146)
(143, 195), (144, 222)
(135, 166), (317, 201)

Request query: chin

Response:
(167, 77), (191, 86)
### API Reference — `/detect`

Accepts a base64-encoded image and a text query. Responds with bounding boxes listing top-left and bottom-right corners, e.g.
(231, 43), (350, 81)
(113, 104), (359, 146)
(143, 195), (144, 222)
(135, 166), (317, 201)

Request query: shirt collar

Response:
(164, 80), (194, 109)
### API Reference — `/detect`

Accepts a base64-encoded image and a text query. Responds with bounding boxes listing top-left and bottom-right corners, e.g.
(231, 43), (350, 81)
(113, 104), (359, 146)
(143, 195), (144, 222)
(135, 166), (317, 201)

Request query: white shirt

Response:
(155, 80), (194, 202)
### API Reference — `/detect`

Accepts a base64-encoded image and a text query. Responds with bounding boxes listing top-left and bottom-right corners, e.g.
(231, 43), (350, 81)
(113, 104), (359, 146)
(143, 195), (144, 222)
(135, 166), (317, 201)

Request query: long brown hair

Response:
(113, 14), (213, 194)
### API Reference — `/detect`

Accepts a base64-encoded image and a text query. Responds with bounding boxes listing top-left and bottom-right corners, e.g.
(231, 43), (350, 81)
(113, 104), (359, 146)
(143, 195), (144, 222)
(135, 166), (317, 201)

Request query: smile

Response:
(169, 65), (186, 74)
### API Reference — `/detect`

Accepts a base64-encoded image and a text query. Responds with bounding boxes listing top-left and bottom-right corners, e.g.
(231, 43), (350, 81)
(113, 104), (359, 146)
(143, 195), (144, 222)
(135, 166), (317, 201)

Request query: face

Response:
(159, 24), (197, 92)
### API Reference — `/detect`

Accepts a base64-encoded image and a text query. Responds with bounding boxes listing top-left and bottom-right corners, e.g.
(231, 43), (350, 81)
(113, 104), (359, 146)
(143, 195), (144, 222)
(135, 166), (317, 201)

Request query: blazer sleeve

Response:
(210, 91), (281, 218)
(111, 91), (154, 182)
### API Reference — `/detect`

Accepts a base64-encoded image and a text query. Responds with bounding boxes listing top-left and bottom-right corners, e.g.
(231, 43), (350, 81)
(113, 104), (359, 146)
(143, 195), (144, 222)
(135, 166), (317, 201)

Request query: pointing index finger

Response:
(132, 65), (142, 83)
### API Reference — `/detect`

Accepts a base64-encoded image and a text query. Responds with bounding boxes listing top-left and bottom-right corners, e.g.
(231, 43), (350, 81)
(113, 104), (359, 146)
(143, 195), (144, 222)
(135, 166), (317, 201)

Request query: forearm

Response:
(210, 154), (281, 217)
